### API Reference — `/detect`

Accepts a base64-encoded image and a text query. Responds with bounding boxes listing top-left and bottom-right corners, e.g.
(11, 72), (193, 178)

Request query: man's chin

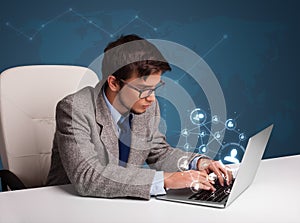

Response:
(130, 108), (146, 115)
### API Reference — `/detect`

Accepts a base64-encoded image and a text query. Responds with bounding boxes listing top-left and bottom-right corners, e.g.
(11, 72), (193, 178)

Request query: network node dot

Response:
(135, 15), (139, 19)
(199, 144), (207, 153)
(110, 34), (114, 38)
(212, 115), (219, 124)
(177, 156), (189, 171)
(199, 131), (206, 138)
(239, 133), (246, 141)
(190, 108), (207, 125)
(225, 119), (236, 130)
(223, 34), (228, 39)
(69, 8), (73, 11)
(181, 128), (189, 137)
(190, 181), (201, 193)
(214, 131), (221, 139)
(184, 143), (190, 150)
(153, 27), (157, 31)
(198, 158), (210, 170)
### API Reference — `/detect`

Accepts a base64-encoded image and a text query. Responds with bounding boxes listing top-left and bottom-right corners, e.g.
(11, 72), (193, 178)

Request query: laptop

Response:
(156, 124), (273, 208)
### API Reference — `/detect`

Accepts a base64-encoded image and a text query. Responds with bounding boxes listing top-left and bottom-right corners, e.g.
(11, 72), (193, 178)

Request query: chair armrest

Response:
(0, 169), (26, 191)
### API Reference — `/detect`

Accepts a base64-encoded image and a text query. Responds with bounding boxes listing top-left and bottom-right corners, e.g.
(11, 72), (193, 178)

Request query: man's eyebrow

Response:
(135, 83), (155, 88)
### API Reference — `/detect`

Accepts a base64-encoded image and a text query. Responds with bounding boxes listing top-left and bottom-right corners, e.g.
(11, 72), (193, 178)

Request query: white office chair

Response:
(0, 65), (99, 190)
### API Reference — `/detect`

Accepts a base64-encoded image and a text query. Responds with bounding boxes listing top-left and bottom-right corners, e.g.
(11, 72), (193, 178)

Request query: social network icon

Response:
(228, 121), (234, 127)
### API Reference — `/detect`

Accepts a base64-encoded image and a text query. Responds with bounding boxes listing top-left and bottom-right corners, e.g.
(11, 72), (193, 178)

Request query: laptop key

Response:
(188, 179), (234, 202)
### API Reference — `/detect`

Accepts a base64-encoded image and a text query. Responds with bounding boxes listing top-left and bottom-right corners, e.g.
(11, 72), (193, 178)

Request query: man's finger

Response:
(196, 181), (216, 191)
(209, 163), (225, 186)
(215, 161), (232, 185)
(225, 166), (233, 185)
(219, 165), (233, 185)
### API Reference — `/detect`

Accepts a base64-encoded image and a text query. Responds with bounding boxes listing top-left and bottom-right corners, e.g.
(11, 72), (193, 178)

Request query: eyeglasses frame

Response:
(119, 79), (165, 99)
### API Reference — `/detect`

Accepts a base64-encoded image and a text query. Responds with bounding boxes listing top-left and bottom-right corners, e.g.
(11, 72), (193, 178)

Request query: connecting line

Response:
(189, 126), (201, 133)
(32, 9), (71, 39)
(203, 125), (224, 147)
(232, 129), (241, 135)
(135, 16), (157, 31)
(200, 136), (204, 145)
(70, 9), (111, 36)
(5, 23), (31, 39)
(111, 16), (137, 37)
(176, 35), (228, 83)
(176, 74), (185, 82)
(68, 9), (113, 35)
(202, 35), (227, 59)
(111, 15), (158, 37)
(5, 8), (158, 41)
(189, 132), (201, 135)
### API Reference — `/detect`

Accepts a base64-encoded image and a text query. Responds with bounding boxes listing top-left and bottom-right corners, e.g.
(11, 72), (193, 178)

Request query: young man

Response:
(47, 34), (232, 200)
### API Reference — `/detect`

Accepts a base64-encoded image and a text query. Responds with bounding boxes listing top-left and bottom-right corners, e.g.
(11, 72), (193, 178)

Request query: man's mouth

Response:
(142, 104), (151, 109)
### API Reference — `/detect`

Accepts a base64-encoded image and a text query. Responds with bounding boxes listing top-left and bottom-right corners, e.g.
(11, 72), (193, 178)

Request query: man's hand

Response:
(163, 170), (216, 191)
(197, 157), (233, 186)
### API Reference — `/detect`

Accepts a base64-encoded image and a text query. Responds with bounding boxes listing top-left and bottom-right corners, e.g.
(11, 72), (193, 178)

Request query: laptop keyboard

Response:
(188, 179), (235, 203)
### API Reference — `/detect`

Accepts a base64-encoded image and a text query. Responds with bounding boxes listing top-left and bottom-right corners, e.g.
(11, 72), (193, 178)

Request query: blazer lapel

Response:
(94, 82), (119, 165)
(127, 111), (151, 166)
(93, 82), (153, 167)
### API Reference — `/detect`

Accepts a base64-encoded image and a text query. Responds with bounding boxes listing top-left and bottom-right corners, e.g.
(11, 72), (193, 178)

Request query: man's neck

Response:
(104, 87), (128, 116)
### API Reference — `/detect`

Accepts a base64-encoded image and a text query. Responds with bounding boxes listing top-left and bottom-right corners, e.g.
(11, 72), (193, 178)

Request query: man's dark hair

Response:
(101, 34), (171, 82)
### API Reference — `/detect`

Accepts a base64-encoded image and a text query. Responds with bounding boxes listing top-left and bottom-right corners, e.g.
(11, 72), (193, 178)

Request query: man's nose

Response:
(145, 92), (156, 102)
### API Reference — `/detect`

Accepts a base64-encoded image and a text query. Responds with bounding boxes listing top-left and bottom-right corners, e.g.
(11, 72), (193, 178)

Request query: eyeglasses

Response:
(119, 79), (165, 99)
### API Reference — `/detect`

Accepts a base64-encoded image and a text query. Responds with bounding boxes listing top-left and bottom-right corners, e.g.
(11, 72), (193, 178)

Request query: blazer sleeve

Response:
(55, 96), (156, 200)
(146, 100), (201, 172)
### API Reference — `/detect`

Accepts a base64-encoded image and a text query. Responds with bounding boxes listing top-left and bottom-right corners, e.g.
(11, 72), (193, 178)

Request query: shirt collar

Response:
(102, 88), (132, 125)
(102, 88), (122, 125)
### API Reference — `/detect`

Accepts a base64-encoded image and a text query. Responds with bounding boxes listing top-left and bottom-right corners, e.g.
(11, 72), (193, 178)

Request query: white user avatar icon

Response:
(224, 148), (240, 164)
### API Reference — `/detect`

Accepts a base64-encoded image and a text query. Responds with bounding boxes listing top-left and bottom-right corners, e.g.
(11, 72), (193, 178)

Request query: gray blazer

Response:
(47, 81), (199, 200)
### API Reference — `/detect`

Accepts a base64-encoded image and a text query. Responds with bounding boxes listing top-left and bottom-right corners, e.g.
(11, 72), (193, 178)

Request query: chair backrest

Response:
(0, 65), (99, 188)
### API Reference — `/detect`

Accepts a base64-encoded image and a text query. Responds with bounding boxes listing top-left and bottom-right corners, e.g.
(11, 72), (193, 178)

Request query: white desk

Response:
(0, 155), (299, 223)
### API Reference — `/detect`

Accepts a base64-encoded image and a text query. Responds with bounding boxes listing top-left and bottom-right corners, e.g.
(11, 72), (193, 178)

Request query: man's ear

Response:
(107, 75), (120, 92)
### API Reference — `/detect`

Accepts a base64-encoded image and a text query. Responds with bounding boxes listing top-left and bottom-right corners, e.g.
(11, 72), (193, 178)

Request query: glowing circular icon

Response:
(214, 131), (221, 140)
(218, 142), (245, 165)
(177, 156), (189, 171)
(225, 119), (237, 130)
(184, 143), (191, 150)
(199, 130), (206, 138)
(190, 181), (202, 193)
(198, 158), (211, 171)
(239, 133), (246, 141)
(190, 108), (207, 125)
(199, 144), (207, 153)
(212, 115), (219, 124)
(181, 128), (190, 137)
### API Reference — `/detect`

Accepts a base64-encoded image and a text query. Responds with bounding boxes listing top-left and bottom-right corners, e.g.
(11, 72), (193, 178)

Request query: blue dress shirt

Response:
(102, 90), (200, 196)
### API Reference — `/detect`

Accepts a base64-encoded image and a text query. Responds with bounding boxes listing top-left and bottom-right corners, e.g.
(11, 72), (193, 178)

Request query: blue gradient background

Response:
(0, 0), (299, 175)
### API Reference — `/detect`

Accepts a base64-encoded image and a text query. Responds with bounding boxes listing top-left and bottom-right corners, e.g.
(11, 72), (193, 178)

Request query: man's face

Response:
(116, 72), (162, 114)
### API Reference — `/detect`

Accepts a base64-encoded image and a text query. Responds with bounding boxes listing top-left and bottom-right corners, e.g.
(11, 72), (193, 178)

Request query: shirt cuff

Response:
(150, 171), (166, 196)
(189, 155), (210, 170)
(189, 156), (201, 170)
